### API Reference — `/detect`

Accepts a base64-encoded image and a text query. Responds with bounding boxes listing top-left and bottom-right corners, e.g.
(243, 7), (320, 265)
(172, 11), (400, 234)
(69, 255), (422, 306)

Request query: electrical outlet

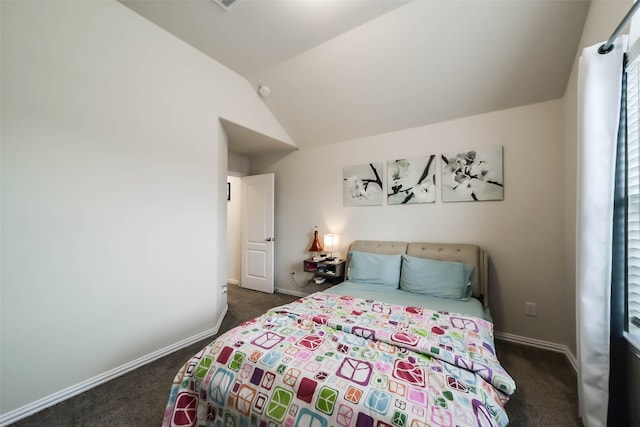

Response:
(525, 302), (537, 317)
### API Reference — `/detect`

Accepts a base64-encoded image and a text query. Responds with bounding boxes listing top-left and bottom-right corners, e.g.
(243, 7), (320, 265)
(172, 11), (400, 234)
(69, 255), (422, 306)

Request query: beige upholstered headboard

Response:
(346, 240), (489, 308)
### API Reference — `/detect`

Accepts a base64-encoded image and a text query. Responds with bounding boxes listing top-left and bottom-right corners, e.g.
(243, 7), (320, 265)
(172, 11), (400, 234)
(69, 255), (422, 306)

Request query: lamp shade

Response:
(324, 234), (338, 254)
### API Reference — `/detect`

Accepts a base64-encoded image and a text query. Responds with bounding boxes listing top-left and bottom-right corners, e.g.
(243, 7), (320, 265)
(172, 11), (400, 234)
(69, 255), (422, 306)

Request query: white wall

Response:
(227, 153), (250, 285)
(229, 152), (251, 177)
(252, 99), (570, 347)
(227, 176), (243, 284)
(0, 0), (290, 419)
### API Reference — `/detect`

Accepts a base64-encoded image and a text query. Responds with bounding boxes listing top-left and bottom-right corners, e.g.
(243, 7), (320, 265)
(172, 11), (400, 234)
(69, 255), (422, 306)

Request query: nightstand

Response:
(303, 259), (345, 285)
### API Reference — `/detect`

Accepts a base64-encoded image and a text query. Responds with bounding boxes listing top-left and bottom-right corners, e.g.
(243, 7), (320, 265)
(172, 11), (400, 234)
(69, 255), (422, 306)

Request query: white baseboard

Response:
(0, 304), (228, 427)
(275, 287), (311, 297)
(495, 330), (577, 371)
(227, 279), (239, 285)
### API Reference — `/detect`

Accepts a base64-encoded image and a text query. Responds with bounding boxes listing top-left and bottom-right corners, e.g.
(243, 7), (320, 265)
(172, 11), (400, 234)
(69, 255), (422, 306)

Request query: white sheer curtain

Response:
(577, 35), (627, 427)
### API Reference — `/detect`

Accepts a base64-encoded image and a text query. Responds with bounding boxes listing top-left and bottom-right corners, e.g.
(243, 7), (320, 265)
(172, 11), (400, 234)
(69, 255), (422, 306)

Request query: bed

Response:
(162, 240), (515, 427)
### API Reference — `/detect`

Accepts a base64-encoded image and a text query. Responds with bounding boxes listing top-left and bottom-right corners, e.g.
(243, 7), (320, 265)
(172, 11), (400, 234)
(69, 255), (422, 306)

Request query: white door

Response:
(241, 173), (275, 293)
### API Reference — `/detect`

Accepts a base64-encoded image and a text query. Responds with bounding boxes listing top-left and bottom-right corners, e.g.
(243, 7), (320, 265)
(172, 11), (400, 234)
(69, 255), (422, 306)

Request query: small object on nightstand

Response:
(308, 227), (324, 253)
(303, 258), (345, 285)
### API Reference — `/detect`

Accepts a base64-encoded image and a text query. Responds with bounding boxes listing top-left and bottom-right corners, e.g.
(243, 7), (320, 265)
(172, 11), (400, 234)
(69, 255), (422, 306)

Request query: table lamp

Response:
(324, 234), (338, 261)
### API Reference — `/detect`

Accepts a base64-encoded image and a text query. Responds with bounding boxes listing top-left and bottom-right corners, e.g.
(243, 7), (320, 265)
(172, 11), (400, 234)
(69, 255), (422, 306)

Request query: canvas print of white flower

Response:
(343, 162), (384, 206)
(387, 155), (436, 205)
(441, 146), (504, 202)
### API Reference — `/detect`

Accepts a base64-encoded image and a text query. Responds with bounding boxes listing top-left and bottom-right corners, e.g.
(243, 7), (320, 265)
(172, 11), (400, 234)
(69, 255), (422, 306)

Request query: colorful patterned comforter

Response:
(162, 293), (515, 427)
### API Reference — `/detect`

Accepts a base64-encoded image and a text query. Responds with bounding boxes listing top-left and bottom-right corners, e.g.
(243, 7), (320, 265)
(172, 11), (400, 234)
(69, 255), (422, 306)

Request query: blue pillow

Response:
(399, 255), (474, 300)
(347, 251), (402, 288)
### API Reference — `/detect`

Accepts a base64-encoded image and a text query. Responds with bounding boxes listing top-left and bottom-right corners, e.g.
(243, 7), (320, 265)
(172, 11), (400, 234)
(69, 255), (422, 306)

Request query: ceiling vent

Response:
(213, 0), (236, 11)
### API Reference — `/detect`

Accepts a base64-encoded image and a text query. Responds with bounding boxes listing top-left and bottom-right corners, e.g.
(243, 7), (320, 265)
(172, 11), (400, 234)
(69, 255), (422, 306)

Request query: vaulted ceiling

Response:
(121, 0), (591, 153)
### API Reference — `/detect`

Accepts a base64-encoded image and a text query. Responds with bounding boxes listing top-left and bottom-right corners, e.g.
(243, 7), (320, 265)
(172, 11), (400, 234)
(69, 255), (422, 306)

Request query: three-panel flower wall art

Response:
(342, 146), (504, 206)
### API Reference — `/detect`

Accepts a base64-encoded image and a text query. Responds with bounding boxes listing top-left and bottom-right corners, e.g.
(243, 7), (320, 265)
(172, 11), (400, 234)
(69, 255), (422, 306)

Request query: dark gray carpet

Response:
(10, 285), (580, 426)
